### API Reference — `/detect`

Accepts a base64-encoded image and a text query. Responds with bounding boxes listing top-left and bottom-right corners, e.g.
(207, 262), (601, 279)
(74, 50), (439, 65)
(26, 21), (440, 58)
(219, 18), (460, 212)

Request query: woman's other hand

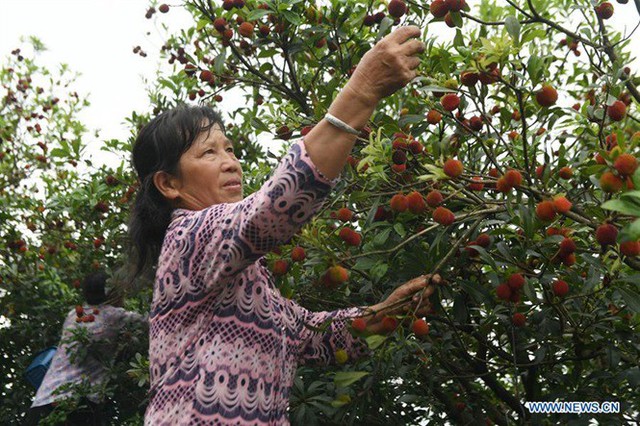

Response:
(362, 274), (441, 334)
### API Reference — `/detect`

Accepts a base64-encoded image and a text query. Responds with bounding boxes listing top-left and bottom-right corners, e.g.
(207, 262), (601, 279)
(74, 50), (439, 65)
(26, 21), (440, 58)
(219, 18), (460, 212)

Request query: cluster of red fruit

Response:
(430, 0), (467, 27)
(75, 305), (99, 323)
(391, 133), (425, 171)
(8, 239), (28, 253)
(535, 196), (572, 222)
(351, 316), (430, 337)
(496, 273), (526, 304)
(599, 151), (637, 193)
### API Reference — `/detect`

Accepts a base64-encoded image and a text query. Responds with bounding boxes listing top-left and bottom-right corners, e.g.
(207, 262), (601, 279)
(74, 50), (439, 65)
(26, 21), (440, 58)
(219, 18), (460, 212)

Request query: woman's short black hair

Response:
(82, 271), (108, 305)
(128, 104), (224, 281)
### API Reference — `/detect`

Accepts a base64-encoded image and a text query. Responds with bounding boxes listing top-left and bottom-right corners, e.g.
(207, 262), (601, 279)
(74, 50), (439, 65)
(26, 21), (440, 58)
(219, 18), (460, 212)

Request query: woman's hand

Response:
(363, 274), (441, 334)
(346, 25), (425, 106)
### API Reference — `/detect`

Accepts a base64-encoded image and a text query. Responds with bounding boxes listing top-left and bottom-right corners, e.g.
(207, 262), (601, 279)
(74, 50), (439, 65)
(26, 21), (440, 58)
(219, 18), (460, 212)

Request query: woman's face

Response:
(172, 122), (243, 210)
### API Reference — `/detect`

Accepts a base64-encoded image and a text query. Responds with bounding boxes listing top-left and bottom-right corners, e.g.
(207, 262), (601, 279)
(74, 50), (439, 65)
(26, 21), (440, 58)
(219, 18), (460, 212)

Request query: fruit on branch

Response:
(512, 313), (526, 327)
(446, 0), (466, 12)
(552, 279), (569, 297)
(443, 158), (463, 178)
(238, 22), (254, 38)
(426, 190), (444, 207)
(595, 224), (618, 246)
(595, 2), (614, 19)
(559, 238), (577, 256)
(325, 265), (349, 286)
(552, 196), (572, 214)
(214, 18), (227, 33)
(158, 4), (169, 13)
(392, 149), (407, 165)
(390, 193), (408, 212)
(407, 191), (427, 214)
(496, 283), (511, 300)
(613, 153), (638, 177)
(558, 167), (573, 179)
(507, 273), (525, 290)
(620, 240), (640, 257)
(276, 125), (292, 140)
(291, 246), (306, 262)
(272, 259), (289, 276)
(460, 71), (478, 86)
(535, 85), (558, 107)
(441, 93), (461, 111)
(339, 227), (362, 246)
(336, 207), (354, 222)
(430, 0), (448, 18)
(476, 233), (491, 248)
(599, 171), (624, 193)
(352, 318), (367, 333)
(536, 200), (557, 221)
(388, 0), (407, 18)
(426, 109), (442, 124)
(468, 176), (484, 191)
(607, 100), (626, 121)
(496, 177), (512, 193)
(504, 170), (522, 188)
(412, 319), (430, 336)
(381, 316), (399, 333)
(432, 206), (455, 226)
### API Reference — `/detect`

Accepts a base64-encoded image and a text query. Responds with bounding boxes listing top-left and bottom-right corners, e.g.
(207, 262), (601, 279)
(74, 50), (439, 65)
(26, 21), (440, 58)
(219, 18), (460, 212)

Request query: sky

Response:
(0, 0), (638, 163)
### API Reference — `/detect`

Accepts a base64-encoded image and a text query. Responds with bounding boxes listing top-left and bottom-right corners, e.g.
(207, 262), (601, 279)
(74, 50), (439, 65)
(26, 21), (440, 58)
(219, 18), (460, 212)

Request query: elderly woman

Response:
(130, 26), (433, 425)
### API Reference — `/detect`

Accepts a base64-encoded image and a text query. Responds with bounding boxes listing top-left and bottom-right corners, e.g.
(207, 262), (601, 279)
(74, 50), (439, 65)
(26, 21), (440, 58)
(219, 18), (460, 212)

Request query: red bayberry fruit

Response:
(613, 154), (638, 177)
(552, 280), (569, 297)
(607, 100), (626, 121)
(535, 85), (558, 107)
(595, 224), (618, 246)
(553, 196), (572, 214)
(620, 240), (640, 257)
(496, 283), (512, 300)
(536, 201), (557, 221)
(443, 159), (464, 178)
(412, 319), (430, 336)
(352, 318), (367, 332)
(426, 190), (443, 207)
(441, 94), (461, 111)
(433, 207), (455, 226)
(507, 273), (525, 290)
(291, 246), (306, 262)
(512, 313), (526, 327)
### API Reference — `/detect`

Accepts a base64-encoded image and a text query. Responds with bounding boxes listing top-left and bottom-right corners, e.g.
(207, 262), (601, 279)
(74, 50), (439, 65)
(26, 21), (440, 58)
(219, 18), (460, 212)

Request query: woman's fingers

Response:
(388, 25), (422, 45)
(402, 39), (426, 56)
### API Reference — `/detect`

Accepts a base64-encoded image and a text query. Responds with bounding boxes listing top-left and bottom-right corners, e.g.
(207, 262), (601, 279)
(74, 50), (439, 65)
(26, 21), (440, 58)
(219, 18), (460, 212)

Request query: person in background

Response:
(129, 25), (436, 425)
(24, 271), (146, 425)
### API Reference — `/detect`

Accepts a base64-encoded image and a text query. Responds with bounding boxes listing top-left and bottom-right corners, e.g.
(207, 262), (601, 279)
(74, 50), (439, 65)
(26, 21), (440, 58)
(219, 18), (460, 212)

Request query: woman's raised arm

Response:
(303, 25), (424, 180)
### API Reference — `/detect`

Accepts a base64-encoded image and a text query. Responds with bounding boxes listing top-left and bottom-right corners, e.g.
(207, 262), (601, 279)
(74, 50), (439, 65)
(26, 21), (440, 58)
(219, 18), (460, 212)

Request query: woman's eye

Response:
(205, 149), (215, 155)
(226, 147), (234, 153)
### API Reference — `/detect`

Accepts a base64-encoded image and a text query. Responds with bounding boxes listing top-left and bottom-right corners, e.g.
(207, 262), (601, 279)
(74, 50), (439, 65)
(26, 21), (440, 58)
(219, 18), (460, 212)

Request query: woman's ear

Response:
(153, 171), (181, 202)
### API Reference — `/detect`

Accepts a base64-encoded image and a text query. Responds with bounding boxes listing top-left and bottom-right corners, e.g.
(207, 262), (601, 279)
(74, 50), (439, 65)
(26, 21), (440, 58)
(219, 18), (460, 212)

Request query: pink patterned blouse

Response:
(145, 139), (369, 425)
(32, 305), (144, 407)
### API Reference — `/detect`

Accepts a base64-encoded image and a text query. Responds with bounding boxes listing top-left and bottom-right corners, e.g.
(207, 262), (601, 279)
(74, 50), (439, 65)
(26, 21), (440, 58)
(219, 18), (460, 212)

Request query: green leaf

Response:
(246, 9), (271, 21)
(373, 227), (392, 246)
(621, 218), (640, 241)
(281, 10), (303, 26)
(618, 287), (640, 313)
(602, 199), (640, 216)
(365, 334), (386, 350)
(504, 16), (520, 44)
(334, 371), (369, 388)
(393, 222), (406, 238)
(213, 50), (226, 75)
